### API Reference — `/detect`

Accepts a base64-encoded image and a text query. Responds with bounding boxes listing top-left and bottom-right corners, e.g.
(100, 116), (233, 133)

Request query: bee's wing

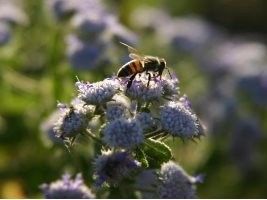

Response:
(120, 42), (145, 60)
(129, 53), (143, 60)
(120, 42), (138, 53)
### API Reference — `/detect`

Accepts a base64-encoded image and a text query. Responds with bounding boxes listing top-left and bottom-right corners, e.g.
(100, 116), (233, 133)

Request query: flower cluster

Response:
(41, 51), (204, 198)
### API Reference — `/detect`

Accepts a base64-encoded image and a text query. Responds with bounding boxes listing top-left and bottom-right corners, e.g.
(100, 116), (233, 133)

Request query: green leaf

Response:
(143, 138), (172, 168)
(135, 148), (149, 168)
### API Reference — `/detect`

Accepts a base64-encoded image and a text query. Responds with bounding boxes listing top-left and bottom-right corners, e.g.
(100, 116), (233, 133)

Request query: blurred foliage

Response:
(0, 0), (266, 198)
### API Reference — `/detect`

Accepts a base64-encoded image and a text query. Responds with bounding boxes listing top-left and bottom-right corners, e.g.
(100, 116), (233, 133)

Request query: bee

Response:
(117, 42), (171, 89)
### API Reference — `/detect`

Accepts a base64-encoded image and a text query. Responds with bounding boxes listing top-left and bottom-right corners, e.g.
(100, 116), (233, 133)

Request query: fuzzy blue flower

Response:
(53, 100), (94, 139)
(76, 78), (120, 105)
(106, 101), (129, 121)
(41, 173), (95, 199)
(135, 112), (156, 132)
(160, 101), (201, 139)
(103, 118), (143, 149)
(124, 74), (163, 101)
(161, 73), (180, 97)
(94, 150), (140, 187)
(158, 161), (200, 199)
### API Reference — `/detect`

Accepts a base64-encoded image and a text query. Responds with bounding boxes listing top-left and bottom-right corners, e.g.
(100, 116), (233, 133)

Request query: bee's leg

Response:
(145, 71), (152, 87)
(166, 67), (172, 79)
(127, 73), (137, 89)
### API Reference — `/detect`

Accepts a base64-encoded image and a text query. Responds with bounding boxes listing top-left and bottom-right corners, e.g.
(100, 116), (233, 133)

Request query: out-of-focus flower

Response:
(0, 22), (10, 45)
(0, 1), (28, 25)
(158, 161), (201, 199)
(41, 173), (95, 199)
(130, 7), (171, 32)
(161, 17), (222, 53)
(94, 150), (140, 187)
(66, 34), (107, 69)
(71, 12), (107, 40)
(47, 0), (138, 71)
(237, 72), (267, 106)
(103, 118), (143, 149)
(76, 78), (120, 105)
(160, 100), (202, 139)
(197, 39), (267, 77)
(46, 0), (106, 21)
(229, 118), (262, 174)
(106, 16), (138, 45)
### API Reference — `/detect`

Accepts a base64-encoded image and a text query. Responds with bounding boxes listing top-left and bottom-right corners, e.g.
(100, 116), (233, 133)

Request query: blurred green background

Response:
(0, 0), (266, 198)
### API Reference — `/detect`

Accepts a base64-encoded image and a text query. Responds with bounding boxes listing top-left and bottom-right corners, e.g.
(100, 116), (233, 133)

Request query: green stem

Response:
(145, 129), (164, 138)
(85, 129), (103, 144)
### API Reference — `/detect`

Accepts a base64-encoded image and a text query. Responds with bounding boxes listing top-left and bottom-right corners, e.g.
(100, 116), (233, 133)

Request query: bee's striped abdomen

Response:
(117, 60), (143, 77)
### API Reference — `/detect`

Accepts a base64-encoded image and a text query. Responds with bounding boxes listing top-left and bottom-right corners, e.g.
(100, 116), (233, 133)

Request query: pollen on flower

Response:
(40, 173), (95, 199)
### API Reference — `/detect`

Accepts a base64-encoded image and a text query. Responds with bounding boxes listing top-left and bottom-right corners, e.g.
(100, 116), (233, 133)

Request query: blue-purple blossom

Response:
(135, 169), (159, 198)
(230, 118), (262, 174)
(76, 78), (120, 105)
(66, 34), (107, 69)
(41, 111), (65, 144)
(125, 74), (163, 101)
(160, 101), (201, 139)
(0, 22), (10, 45)
(107, 16), (138, 45)
(237, 73), (267, 106)
(135, 112), (156, 132)
(161, 73), (180, 97)
(158, 161), (200, 199)
(53, 100), (94, 139)
(103, 118), (143, 149)
(41, 173), (95, 199)
(105, 100), (129, 121)
(167, 17), (221, 53)
(46, 0), (106, 21)
(94, 150), (140, 187)
(71, 12), (107, 40)
(197, 39), (267, 77)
